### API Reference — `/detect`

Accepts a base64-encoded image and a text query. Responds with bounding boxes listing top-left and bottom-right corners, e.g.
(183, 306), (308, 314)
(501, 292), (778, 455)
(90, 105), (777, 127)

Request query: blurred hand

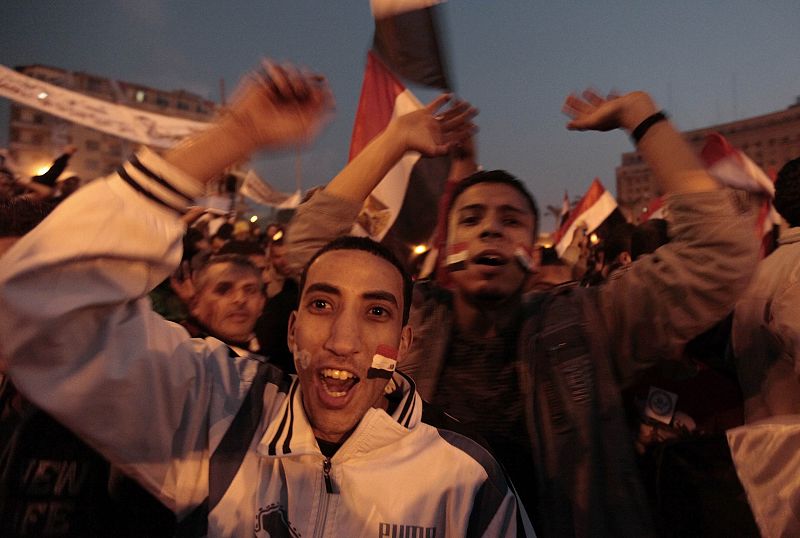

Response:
(562, 89), (656, 133)
(222, 60), (335, 150)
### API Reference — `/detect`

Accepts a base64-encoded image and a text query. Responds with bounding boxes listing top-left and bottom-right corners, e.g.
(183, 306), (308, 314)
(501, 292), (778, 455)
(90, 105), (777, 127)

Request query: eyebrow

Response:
(304, 283), (399, 308)
(363, 290), (399, 308)
(458, 203), (529, 215)
(304, 282), (340, 296)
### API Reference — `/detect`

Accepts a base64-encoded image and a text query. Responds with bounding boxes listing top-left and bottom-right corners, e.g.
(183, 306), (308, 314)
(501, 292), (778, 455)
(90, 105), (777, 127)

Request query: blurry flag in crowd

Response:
(641, 196), (665, 221)
(349, 0), (451, 257)
(701, 132), (779, 256)
(701, 132), (775, 196)
(554, 178), (618, 257)
(239, 170), (301, 209)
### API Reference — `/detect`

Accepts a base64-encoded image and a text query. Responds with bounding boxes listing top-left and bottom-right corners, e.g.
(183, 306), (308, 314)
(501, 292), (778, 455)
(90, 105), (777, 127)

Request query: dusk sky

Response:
(3, 1), (799, 230)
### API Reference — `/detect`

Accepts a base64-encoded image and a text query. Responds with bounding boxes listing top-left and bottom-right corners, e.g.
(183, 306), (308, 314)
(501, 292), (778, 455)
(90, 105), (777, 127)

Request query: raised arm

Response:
(166, 61), (334, 183)
(563, 89), (759, 384)
(0, 61), (334, 516)
(563, 89), (718, 194)
(284, 96), (477, 275)
(325, 95), (477, 203)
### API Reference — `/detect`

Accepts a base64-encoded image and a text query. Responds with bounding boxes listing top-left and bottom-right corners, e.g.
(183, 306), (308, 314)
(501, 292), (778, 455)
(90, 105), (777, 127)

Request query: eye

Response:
(459, 214), (480, 226)
(367, 305), (392, 319)
(308, 298), (331, 312)
(242, 284), (261, 295)
(213, 282), (233, 295)
(503, 217), (522, 227)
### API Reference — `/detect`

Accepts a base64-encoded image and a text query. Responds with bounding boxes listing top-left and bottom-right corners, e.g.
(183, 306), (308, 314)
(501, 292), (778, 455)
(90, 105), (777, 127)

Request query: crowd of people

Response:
(0, 59), (797, 537)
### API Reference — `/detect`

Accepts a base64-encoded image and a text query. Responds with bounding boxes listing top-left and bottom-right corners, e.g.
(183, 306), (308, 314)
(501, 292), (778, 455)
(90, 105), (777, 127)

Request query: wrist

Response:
(379, 120), (413, 161)
(619, 92), (659, 133)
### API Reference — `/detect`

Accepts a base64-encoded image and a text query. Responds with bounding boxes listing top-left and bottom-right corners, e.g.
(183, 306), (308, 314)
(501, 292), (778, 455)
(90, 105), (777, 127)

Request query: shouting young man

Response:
(0, 63), (532, 536)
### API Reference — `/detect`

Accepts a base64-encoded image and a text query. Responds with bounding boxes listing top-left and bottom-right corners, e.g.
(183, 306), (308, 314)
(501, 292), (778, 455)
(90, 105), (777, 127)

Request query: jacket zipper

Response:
(313, 458), (334, 538)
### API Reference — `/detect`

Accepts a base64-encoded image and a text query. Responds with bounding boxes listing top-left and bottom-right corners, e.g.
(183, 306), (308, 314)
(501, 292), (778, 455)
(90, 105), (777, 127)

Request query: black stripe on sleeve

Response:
(117, 165), (184, 214)
(282, 384), (298, 455)
(267, 380), (298, 456)
(396, 371), (416, 427)
(129, 155), (195, 204)
(434, 429), (511, 538)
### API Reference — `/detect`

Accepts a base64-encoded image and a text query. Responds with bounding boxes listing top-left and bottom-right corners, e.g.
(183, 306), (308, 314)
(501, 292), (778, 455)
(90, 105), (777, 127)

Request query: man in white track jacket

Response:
(0, 63), (533, 537)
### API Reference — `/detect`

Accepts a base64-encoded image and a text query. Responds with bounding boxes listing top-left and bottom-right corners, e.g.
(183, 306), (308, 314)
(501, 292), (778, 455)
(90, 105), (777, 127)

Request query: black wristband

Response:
(631, 111), (668, 144)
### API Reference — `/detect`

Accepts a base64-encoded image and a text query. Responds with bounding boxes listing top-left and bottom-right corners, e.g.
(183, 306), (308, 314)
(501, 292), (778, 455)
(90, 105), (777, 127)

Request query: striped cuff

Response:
(115, 147), (205, 214)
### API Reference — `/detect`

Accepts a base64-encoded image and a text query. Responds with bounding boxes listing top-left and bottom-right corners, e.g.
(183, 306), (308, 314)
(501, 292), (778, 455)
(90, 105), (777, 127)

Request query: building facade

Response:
(7, 64), (215, 182)
(617, 99), (800, 220)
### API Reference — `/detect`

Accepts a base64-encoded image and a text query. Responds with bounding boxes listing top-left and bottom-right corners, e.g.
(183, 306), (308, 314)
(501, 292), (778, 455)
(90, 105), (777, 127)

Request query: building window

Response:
(10, 128), (20, 142)
(31, 133), (44, 145)
(85, 140), (100, 151)
(136, 90), (146, 103)
(156, 95), (169, 107)
(177, 101), (190, 111)
(33, 113), (45, 124)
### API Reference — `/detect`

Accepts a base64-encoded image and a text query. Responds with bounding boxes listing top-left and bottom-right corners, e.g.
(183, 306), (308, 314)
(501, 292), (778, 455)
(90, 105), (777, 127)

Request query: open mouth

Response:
(319, 368), (360, 397)
(474, 253), (507, 266)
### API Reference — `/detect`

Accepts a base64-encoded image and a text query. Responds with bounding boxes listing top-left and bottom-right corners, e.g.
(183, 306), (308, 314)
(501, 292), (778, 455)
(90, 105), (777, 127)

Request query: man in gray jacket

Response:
(284, 89), (760, 537)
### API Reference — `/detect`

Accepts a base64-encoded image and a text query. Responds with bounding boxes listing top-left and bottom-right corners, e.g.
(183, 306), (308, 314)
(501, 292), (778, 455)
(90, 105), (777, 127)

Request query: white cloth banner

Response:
(0, 65), (210, 148)
(239, 169), (300, 208)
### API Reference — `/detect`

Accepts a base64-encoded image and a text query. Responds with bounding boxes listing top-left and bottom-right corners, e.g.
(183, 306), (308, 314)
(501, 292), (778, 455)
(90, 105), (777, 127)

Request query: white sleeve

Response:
(0, 148), (254, 517)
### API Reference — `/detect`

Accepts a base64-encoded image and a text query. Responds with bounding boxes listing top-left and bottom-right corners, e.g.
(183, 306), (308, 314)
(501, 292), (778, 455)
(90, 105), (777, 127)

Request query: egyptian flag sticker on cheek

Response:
(445, 242), (469, 272)
(367, 344), (398, 380)
(514, 245), (536, 273)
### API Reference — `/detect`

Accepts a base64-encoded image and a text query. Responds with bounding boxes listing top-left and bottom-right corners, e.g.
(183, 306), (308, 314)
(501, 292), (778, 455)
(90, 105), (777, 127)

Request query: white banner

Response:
(239, 169), (300, 208)
(0, 65), (210, 148)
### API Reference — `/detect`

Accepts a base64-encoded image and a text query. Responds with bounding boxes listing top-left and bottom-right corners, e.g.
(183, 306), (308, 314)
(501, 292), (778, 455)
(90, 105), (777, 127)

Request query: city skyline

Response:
(3, 1), (799, 229)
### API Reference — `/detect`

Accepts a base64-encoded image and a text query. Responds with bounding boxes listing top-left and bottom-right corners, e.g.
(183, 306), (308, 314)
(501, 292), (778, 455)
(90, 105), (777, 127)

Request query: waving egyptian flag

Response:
(349, 0), (452, 260)
(553, 178), (618, 257)
(701, 132), (779, 256)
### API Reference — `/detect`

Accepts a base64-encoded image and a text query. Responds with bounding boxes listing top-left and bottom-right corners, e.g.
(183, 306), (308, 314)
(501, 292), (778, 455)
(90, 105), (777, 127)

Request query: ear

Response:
(395, 325), (413, 366)
(619, 251), (632, 266)
(286, 310), (298, 351)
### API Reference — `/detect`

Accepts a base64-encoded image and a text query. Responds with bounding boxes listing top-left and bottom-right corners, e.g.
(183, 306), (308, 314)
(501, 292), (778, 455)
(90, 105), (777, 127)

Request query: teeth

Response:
(321, 368), (355, 380)
(325, 389), (347, 398)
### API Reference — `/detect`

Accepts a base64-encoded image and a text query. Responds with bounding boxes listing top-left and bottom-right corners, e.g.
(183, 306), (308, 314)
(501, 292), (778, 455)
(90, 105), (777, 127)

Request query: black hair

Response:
(774, 157), (800, 227)
(631, 219), (670, 260)
(0, 196), (57, 237)
(192, 253), (264, 292)
(299, 236), (413, 326)
(602, 222), (636, 262)
(448, 170), (540, 238)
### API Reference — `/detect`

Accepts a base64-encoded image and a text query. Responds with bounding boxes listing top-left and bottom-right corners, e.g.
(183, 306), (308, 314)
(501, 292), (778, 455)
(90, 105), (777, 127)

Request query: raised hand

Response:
(222, 60), (335, 150)
(562, 89), (656, 133)
(390, 95), (478, 157)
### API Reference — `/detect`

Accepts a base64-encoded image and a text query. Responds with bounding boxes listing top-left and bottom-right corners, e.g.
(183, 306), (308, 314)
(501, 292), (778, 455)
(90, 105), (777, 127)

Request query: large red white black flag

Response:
(350, 1), (452, 247)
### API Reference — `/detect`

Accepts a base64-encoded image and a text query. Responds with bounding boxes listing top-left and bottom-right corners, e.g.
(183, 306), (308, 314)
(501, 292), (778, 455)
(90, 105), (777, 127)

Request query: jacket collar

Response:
(256, 371), (422, 460)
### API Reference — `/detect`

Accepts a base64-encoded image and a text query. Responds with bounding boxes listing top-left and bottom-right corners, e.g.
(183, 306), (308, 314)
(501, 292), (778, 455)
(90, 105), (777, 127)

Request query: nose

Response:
(479, 214), (503, 240)
(323, 308), (361, 358)
(231, 287), (249, 305)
